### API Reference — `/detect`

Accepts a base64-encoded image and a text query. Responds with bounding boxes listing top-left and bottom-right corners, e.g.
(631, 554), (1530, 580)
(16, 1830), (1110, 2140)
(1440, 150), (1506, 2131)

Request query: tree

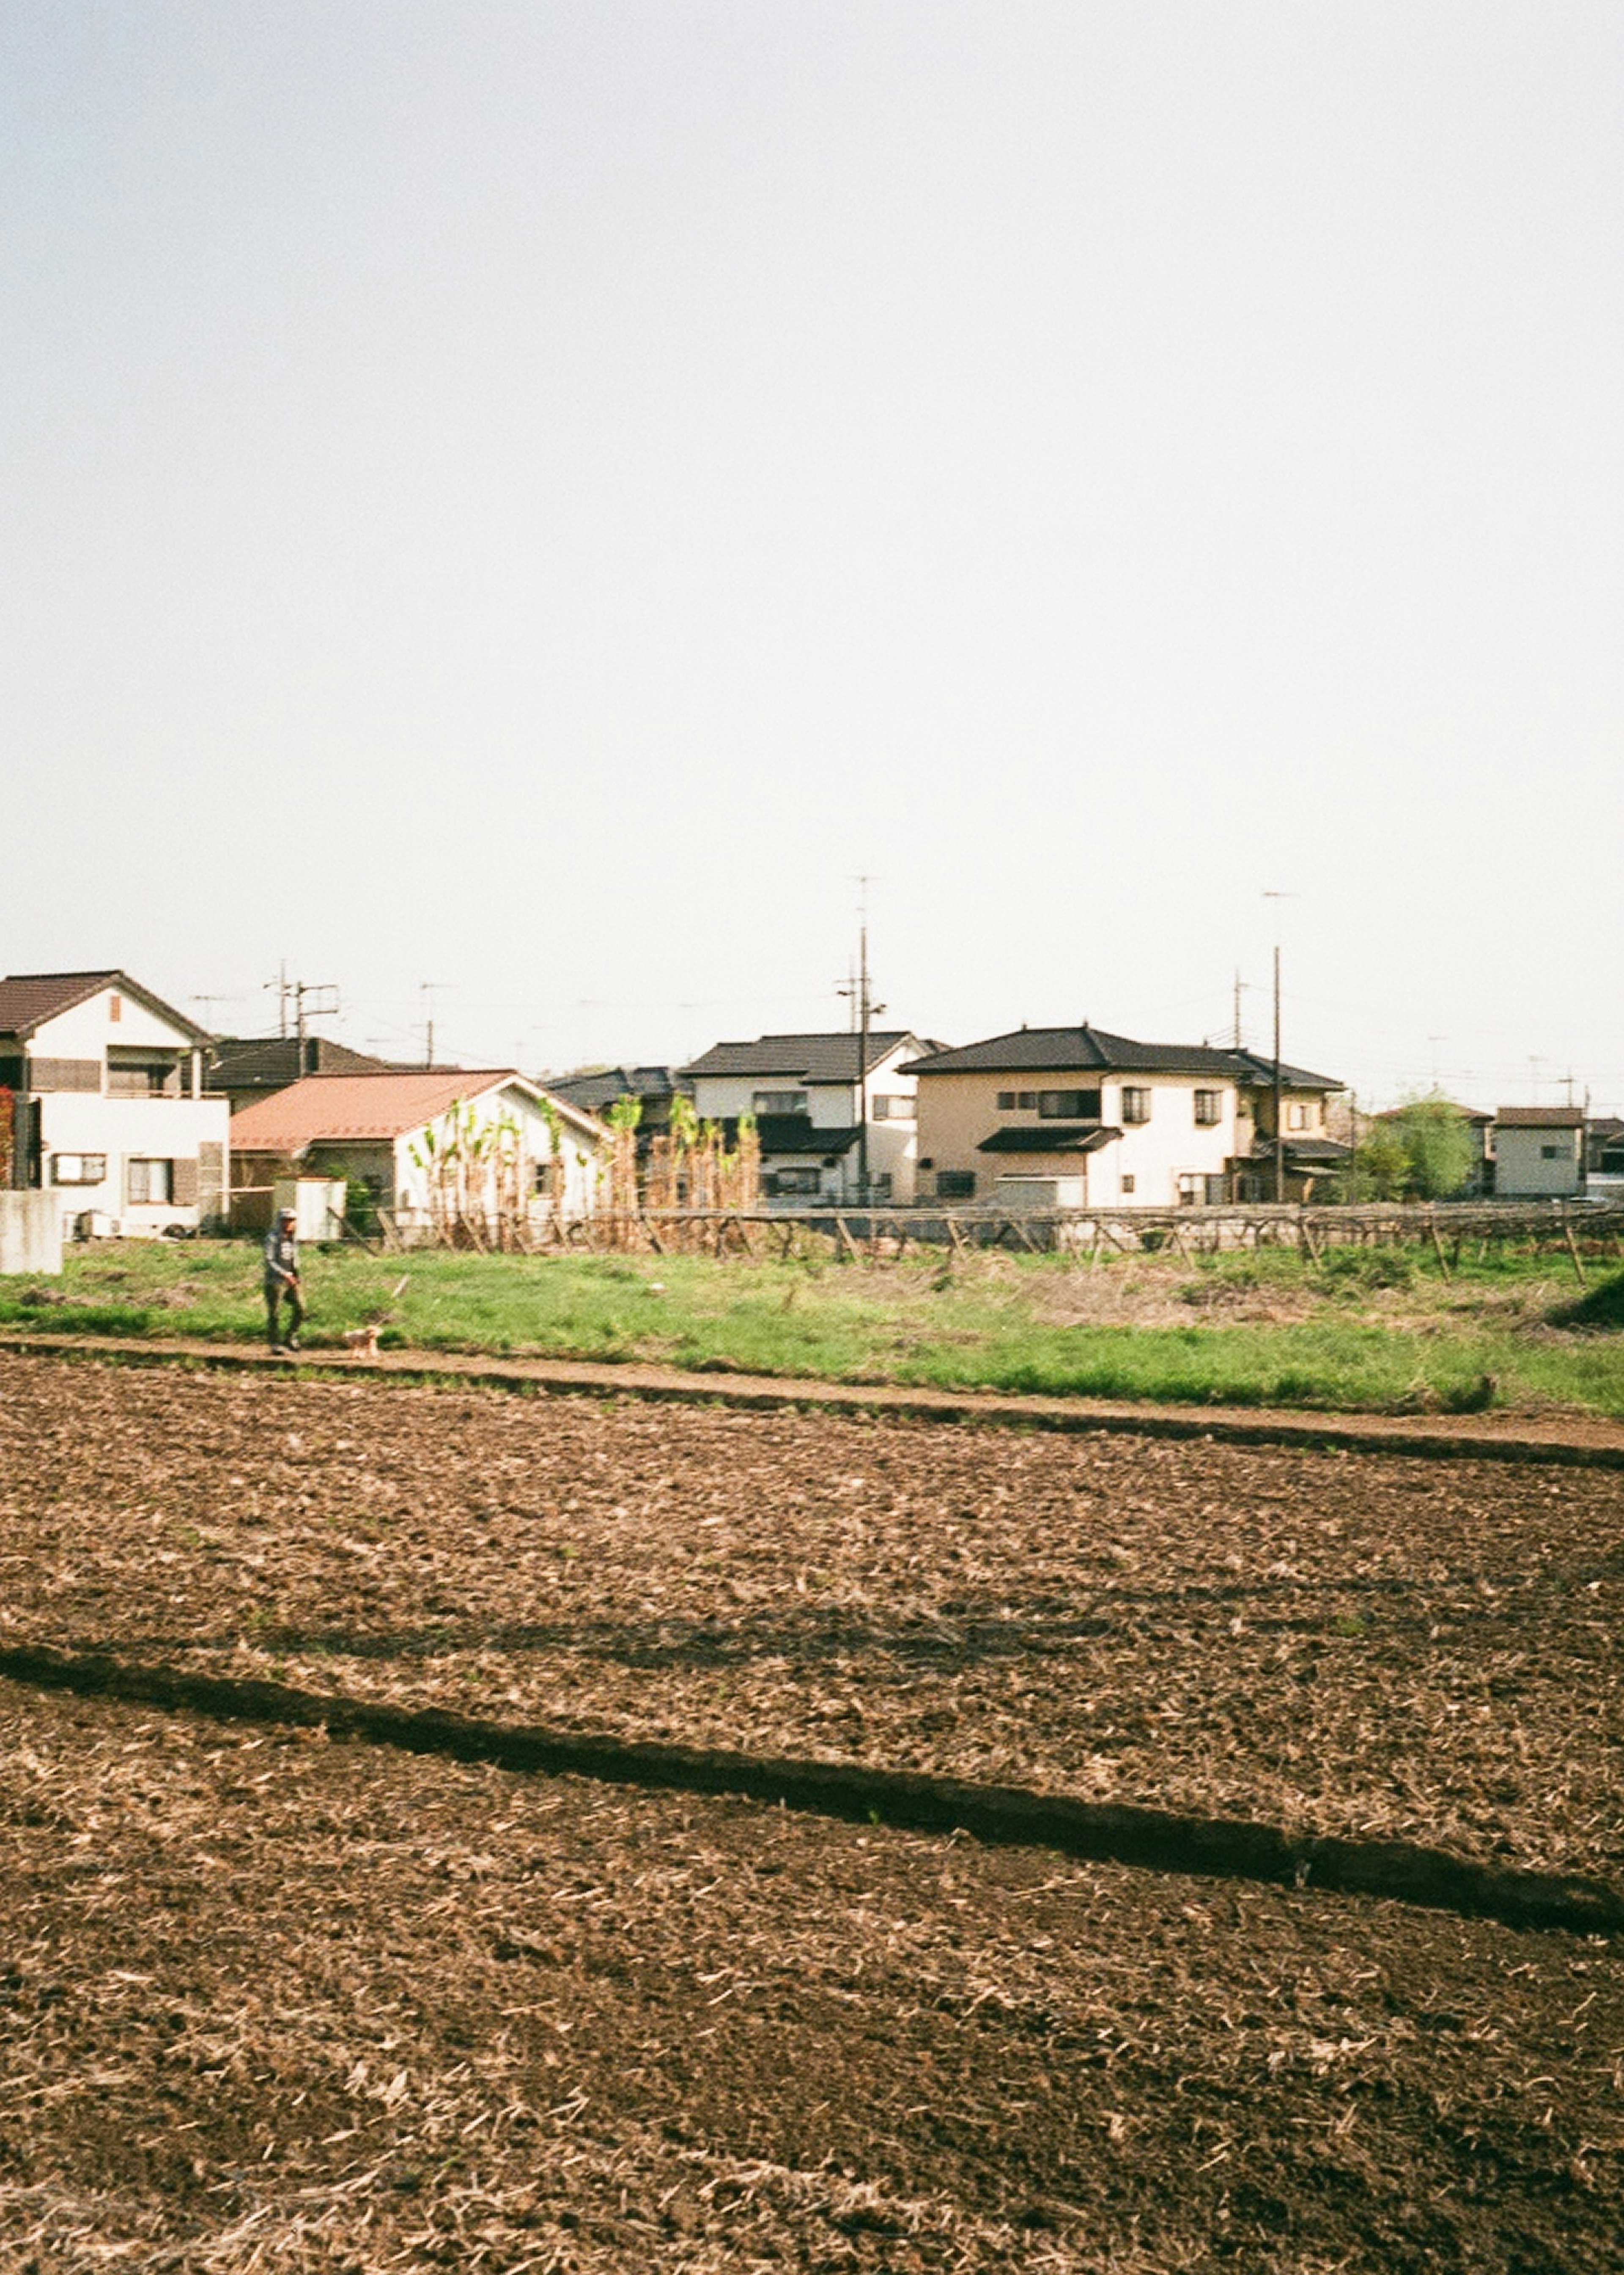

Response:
(1355, 1122), (1410, 1201)
(1359, 1093), (1476, 1202)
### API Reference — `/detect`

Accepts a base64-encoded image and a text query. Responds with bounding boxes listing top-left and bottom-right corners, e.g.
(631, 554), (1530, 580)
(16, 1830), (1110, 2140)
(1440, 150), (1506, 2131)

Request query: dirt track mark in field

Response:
(4, 1642), (1621, 1939)
(2, 1683), (1621, 2273)
(3, 1352), (1620, 1880)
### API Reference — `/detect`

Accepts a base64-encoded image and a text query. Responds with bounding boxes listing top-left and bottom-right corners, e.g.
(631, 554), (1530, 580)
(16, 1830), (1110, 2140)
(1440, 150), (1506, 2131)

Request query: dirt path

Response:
(5, 1325), (1624, 1466)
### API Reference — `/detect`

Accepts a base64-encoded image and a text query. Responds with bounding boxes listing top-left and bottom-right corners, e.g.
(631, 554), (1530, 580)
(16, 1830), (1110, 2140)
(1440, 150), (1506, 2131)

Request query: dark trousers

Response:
(266, 1280), (304, 1349)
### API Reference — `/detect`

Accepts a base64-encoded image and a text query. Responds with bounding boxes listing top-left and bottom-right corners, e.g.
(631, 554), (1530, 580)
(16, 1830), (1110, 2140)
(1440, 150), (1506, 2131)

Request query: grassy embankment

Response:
(2, 1236), (1623, 1417)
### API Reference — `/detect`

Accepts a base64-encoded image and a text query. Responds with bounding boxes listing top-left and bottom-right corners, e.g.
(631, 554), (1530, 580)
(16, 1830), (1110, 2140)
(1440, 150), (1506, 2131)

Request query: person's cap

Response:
(277, 1207), (296, 1223)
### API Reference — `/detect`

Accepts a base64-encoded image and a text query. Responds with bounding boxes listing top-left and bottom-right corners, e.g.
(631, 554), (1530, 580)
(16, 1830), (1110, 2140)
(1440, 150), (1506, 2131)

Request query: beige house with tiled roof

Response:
(906, 1024), (1345, 1206)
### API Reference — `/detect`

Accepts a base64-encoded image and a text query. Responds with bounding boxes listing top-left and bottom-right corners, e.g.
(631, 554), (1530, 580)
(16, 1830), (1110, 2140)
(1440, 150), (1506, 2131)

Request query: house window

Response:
(997, 1092), (1015, 1110)
(1287, 1102), (1309, 1131)
(108, 993), (122, 1023)
(768, 1166), (821, 1195)
(871, 1096), (914, 1121)
(754, 1090), (807, 1116)
(999, 1090), (1039, 1110)
(870, 1172), (893, 1199)
(1120, 1174), (1136, 1194)
(107, 1056), (181, 1098)
(51, 1154), (107, 1186)
(1541, 1144), (1561, 1161)
(1038, 1089), (1101, 1120)
(1178, 1173), (1228, 1206)
(126, 1158), (173, 1205)
(1193, 1089), (1223, 1126)
(936, 1170), (976, 1199)
(1120, 1087), (1151, 1124)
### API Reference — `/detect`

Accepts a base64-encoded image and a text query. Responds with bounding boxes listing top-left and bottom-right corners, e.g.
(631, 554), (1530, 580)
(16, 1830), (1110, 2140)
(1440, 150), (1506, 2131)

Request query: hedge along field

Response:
(3, 1237), (1624, 1418)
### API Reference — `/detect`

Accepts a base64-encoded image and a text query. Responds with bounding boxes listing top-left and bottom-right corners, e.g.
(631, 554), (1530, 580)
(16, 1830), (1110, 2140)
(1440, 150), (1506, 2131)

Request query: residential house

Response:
(1585, 1117), (1624, 1177)
(206, 1034), (402, 1115)
(547, 1066), (692, 1164)
(228, 1070), (606, 1235)
(1492, 1108), (1586, 1199)
(905, 1024), (1345, 1207)
(680, 1031), (935, 1203)
(0, 970), (229, 1235)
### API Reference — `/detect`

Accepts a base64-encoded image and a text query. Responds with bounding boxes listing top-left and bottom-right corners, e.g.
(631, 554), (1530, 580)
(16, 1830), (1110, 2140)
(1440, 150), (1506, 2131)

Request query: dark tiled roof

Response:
(1248, 1136), (1351, 1164)
(0, 969), (212, 1045)
(549, 1066), (688, 1114)
(753, 1115), (860, 1157)
(977, 1125), (1122, 1155)
(906, 1026), (1340, 1088)
(206, 1036), (398, 1092)
(1226, 1047), (1345, 1092)
(681, 1031), (919, 1082)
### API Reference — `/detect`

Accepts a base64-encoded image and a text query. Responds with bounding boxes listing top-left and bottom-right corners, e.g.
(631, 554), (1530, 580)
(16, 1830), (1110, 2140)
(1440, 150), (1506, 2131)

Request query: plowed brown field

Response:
(0, 1352), (1620, 2271)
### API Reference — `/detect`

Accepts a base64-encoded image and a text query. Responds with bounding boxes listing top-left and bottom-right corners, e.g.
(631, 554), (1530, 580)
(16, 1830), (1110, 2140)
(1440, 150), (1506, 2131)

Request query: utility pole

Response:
(1265, 933), (1273, 1201)
(1232, 969), (1243, 1051)
(839, 881), (885, 1206)
(290, 981), (340, 1067)
(1347, 1089), (1358, 1204)
(420, 982), (448, 1070)
(1263, 892), (1296, 1206)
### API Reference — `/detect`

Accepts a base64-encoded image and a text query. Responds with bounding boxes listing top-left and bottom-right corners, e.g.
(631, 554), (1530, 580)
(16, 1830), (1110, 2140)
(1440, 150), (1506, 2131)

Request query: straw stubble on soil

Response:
(1, 1685), (1621, 2273)
(0, 1352), (1621, 2270)
(0, 1355), (1619, 1878)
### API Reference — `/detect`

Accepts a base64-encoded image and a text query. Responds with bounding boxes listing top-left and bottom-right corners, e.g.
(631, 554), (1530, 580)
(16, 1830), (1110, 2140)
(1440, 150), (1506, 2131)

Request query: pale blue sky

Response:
(3, 3), (1620, 1105)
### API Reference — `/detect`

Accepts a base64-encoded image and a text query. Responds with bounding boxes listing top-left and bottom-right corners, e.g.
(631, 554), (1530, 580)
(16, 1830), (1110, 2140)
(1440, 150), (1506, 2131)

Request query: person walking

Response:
(263, 1206), (304, 1353)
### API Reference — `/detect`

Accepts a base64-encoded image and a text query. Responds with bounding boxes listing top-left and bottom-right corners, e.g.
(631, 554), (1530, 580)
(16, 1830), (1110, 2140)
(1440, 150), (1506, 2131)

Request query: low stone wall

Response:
(0, 1192), (63, 1276)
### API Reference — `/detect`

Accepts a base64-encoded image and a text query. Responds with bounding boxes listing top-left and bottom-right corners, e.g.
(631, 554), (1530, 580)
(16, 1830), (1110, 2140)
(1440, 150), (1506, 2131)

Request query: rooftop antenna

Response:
(188, 994), (230, 1037)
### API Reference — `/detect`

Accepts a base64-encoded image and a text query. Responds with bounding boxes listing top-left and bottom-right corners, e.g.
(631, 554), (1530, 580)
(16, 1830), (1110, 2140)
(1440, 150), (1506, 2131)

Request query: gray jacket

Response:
(263, 1227), (299, 1290)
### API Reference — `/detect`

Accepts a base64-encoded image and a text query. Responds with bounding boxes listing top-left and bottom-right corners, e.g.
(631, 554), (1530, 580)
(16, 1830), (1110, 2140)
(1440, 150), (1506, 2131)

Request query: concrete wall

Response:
(0, 1191), (63, 1275)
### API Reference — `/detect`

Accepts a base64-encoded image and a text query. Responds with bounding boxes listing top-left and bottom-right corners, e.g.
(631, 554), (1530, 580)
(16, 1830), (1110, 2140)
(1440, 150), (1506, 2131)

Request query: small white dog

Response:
(343, 1324), (382, 1357)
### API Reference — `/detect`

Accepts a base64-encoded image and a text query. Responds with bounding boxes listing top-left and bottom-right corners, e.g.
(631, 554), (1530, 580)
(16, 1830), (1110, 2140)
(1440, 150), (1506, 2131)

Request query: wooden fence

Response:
(451, 1197), (1624, 1282)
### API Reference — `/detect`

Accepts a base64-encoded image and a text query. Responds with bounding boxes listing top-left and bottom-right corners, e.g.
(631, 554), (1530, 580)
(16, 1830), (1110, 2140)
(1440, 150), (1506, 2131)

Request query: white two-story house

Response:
(680, 1031), (936, 1204)
(906, 1024), (1344, 1207)
(0, 970), (229, 1235)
